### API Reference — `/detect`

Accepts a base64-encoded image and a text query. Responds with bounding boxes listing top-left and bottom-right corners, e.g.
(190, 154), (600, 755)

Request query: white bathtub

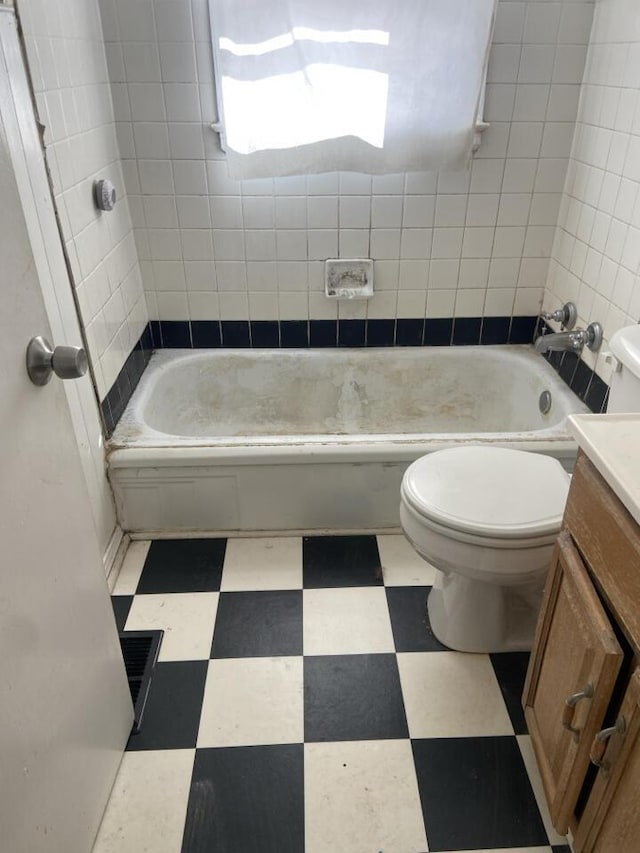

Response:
(108, 347), (588, 535)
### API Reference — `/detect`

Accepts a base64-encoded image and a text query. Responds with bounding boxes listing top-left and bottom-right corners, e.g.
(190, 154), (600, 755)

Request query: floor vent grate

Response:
(119, 630), (163, 734)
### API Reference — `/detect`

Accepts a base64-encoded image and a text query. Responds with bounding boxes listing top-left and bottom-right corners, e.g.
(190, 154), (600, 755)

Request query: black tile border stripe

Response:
(102, 314), (594, 436)
(148, 315), (539, 353)
(101, 323), (153, 438)
(536, 319), (610, 414)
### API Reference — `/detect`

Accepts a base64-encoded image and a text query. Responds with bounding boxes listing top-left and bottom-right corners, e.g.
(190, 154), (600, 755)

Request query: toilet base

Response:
(427, 569), (543, 653)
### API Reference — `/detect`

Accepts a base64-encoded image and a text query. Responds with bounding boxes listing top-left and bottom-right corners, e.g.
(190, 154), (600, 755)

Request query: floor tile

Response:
(111, 595), (133, 633)
(181, 745), (304, 853)
(211, 590), (302, 658)
(197, 657), (304, 747)
(412, 736), (549, 851)
(490, 651), (531, 735)
(126, 660), (207, 751)
(220, 536), (302, 591)
(112, 540), (151, 595)
(303, 535), (382, 588)
(305, 739), (428, 853)
(303, 587), (395, 655)
(102, 536), (563, 853)
(386, 586), (448, 652)
(92, 750), (194, 853)
(517, 735), (568, 846)
(137, 539), (226, 594)
(397, 651), (514, 738)
(378, 534), (437, 586)
(304, 654), (408, 742)
(125, 593), (218, 662)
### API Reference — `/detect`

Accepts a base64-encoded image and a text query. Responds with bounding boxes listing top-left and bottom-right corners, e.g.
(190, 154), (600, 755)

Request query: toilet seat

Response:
(401, 446), (570, 544)
(401, 498), (559, 550)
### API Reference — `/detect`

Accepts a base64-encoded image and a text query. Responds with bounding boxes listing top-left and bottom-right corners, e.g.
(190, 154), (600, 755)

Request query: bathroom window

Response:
(208, 0), (496, 179)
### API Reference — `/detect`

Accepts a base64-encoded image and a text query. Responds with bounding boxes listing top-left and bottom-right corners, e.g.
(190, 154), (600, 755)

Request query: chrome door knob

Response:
(26, 336), (88, 386)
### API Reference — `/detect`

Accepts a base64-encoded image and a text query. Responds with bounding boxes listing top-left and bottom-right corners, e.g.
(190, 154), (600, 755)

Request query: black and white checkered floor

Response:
(98, 535), (571, 853)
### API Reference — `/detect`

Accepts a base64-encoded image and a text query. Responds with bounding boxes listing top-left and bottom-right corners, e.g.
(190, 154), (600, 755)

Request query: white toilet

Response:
(400, 445), (570, 653)
(400, 322), (640, 654)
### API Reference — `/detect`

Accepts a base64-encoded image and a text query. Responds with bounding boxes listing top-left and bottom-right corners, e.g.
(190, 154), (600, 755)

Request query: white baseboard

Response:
(127, 526), (402, 540)
(103, 525), (128, 592)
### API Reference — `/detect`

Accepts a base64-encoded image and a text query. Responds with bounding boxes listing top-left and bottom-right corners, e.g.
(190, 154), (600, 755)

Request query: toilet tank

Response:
(609, 325), (640, 412)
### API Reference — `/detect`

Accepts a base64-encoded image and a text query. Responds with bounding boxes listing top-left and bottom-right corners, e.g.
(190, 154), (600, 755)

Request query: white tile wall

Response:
(19, 0), (148, 401)
(544, 0), (640, 385)
(99, 0), (594, 325)
(7, 0), (118, 562)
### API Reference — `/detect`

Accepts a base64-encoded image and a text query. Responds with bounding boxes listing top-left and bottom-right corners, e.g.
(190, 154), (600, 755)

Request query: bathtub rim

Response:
(109, 343), (589, 452)
(108, 436), (580, 469)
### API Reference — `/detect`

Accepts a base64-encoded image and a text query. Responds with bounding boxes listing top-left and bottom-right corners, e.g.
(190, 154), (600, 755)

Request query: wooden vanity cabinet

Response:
(523, 451), (640, 852)
(573, 670), (640, 852)
(522, 532), (622, 834)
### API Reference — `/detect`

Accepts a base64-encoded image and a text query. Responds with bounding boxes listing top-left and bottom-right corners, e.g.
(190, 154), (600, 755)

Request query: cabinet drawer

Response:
(523, 532), (623, 835)
(565, 452), (640, 649)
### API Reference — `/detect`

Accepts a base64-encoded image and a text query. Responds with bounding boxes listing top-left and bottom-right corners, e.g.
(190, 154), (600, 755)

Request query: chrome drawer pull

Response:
(590, 716), (626, 772)
(562, 682), (594, 742)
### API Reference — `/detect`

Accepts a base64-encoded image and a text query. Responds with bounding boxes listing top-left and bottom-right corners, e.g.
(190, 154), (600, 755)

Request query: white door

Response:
(0, 11), (133, 853)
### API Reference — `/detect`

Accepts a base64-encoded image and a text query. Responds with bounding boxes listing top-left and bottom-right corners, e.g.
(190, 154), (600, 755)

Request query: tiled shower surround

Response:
(98, 0), (595, 334)
(87, 0), (603, 432)
(543, 0), (640, 388)
(19, 0), (148, 403)
(27, 0), (631, 433)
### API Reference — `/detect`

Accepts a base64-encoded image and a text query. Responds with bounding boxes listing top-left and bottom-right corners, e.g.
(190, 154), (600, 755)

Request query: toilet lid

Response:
(402, 446), (570, 539)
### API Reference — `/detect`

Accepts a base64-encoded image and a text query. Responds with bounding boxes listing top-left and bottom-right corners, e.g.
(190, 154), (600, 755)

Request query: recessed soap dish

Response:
(325, 259), (374, 300)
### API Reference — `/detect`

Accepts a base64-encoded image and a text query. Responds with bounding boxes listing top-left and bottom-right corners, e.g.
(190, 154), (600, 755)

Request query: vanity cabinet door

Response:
(523, 531), (623, 835)
(573, 669), (640, 853)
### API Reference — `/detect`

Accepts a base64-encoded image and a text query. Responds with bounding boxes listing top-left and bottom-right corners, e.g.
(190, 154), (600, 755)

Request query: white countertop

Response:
(568, 414), (640, 526)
